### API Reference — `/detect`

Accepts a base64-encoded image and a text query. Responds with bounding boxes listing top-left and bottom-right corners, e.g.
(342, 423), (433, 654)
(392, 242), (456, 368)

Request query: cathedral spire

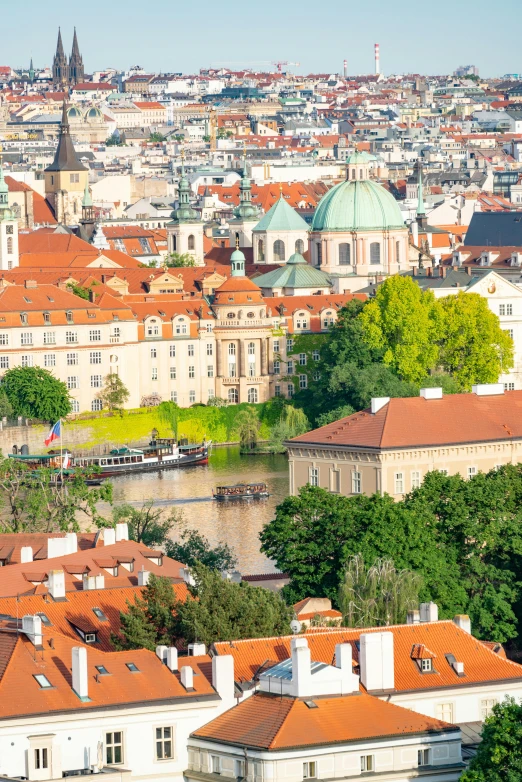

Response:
(69, 27), (84, 87)
(56, 28), (65, 57)
(71, 27), (80, 57)
(53, 27), (69, 89)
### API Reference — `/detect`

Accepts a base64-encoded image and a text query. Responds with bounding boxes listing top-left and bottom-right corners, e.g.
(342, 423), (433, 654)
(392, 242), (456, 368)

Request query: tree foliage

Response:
(165, 252), (196, 268)
(97, 373), (130, 412)
(236, 406), (260, 450)
(112, 574), (177, 651)
(2, 366), (71, 421)
(0, 390), (13, 418)
(461, 697), (522, 781)
(113, 500), (183, 549)
(165, 527), (236, 571)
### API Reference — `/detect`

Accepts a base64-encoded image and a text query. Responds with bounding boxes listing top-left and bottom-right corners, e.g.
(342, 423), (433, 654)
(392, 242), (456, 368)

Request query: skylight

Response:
(126, 662), (140, 672)
(95, 665), (110, 676)
(36, 612), (51, 626)
(34, 674), (52, 689)
(92, 607), (108, 621)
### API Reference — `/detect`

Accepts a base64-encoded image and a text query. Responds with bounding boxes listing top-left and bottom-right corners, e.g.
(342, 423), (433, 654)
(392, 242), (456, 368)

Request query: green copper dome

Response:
(311, 179), (405, 233)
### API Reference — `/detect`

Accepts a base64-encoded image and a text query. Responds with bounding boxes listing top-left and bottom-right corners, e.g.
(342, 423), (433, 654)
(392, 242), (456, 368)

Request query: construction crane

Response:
(272, 61), (300, 73)
(210, 60), (301, 74)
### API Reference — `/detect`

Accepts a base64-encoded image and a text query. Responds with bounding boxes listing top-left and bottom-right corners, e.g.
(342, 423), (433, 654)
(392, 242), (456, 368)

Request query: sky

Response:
(5, 0), (522, 78)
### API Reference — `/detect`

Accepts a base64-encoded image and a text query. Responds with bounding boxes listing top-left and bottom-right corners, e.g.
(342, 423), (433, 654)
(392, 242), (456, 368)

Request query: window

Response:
(360, 756), (374, 773)
(66, 331), (78, 344)
(299, 353), (307, 366)
(481, 698), (497, 719)
(189, 390), (196, 403)
(170, 367), (176, 380)
(155, 727), (173, 760)
(150, 348), (157, 358)
(435, 703), (454, 723)
(286, 338), (293, 353)
(188, 366), (195, 379)
(126, 662), (139, 672)
(90, 329), (101, 342)
(275, 384), (281, 396)
(90, 351), (102, 364)
(0, 356), (8, 370)
(176, 320), (187, 335)
(147, 322), (160, 337)
(411, 471), (421, 490)
(468, 466), (477, 479)
(370, 242), (381, 264)
(439, 468), (449, 476)
(316, 242), (322, 265)
(418, 749), (430, 767)
(206, 343), (213, 356)
(421, 658), (433, 672)
(43, 331), (55, 345)
(171, 391), (177, 403)
(21, 332), (33, 345)
(273, 360), (280, 374)
(352, 470), (361, 494)
(0, 334), (8, 346)
(206, 323), (213, 332)
(303, 762), (316, 779)
(299, 374), (307, 389)
(188, 344), (195, 357)
(309, 467), (319, 487)
(211, 756), (221, 775)
(235, 759), (245, 779)
(247, 388), (258, 403)
(287, 383), (294, 398)
(312, 350), (320, 361)
(91, 375), (102, 388)
(188, 234), (195, 251)
(339, 242), (351, 265)
(505, 328), (514, 340)
(394, 472), (404, 494)
(20, 313), (28, 325)
(208, 389), (215, 400)
(273, 239), (285, 262)
(67, 376), (80, 391)
(258, 239), (264, 262)
(287, 360), (294, 375)
(313, 371), (321, 381)
(170, 345), (176, 357)
(207, 365), (214, 377)
(93, 607), (107, 621)
(34, 674), (52, 689)
(396, 240), (401, 264)
(21, 355), (33, 368)
(296, 316), (308, 330)
(228, 388), (239, 403)
(507, 304), (513, 315)
(35, 748), (49, 770)
(66, 311), (74, 324)
(6, 236), (13, 255)
(106, 732), (123, 764)
(95, 665), (110, 675)
(295, 238), (305, 255)
(323, 311), (334, 329)
(71, 400), (80, 413)
(70, 173), (80, 183)
(67, 352), (78, 365)
(505, 382), (515, 391)
(44, 354), (56, 368)
(273, 339), (280, 353)
(44, 312), (51, 325)
(152, 368), (158, 381)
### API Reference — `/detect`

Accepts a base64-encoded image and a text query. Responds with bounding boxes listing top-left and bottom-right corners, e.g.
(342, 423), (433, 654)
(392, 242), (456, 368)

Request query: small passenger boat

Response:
(72, 438), (210, 478)
(7, 453), (104, 485)
(213, 482), (269, 501)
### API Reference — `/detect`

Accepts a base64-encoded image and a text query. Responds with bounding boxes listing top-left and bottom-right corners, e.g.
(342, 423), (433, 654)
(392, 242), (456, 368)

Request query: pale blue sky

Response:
(6, 0), (522, 77)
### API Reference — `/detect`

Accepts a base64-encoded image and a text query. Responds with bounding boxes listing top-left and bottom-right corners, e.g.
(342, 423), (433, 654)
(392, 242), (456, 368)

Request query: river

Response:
(110, 446), (289, 575)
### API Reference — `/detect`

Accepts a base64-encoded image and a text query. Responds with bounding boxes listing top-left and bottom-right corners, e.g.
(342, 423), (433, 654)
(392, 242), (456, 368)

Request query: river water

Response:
(110, 447), (289, 575)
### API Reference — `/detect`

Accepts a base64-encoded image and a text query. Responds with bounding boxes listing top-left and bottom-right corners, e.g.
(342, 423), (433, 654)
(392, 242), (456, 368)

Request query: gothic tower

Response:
(52, 28), (69, 89)
(69, 28), (84, 86)
(44, 101), (89, 225)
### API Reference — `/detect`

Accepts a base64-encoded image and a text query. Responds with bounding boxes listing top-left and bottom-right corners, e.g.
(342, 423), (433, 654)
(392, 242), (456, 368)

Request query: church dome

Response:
(86, 106), (102, 120)
(311, 178), (405, 233)
(67, 106), (82, 120)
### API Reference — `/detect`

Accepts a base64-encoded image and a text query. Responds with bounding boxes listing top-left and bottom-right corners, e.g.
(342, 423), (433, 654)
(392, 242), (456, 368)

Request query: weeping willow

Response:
(339, 554), (423, 628)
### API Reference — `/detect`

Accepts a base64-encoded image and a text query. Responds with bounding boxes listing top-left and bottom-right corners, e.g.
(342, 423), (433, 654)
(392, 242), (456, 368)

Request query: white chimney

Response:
(166, 647), (178, 672)
(472, 383), (504, 396)
(156, 645), (168, 662)
(65, 532), (78, 554)
(371, 397), (390, 415)
(72, 646), (89, 699)
(188, 642), (206, 656)
(420, 387), (443, 400)
(335, 642), (359, 694)
(453, 660), (465, 676)
(180, 665), (194, 689)
(20, 546), (33, 563)
(104, 528), (116, 546)
(291, 636), (312, 697)
(115, 522), (129, 542)
(453, 614), (471, 634)
(82, 574), (105, 591)
(22, 614), (42, 646)
(181, 567), (195, 586)
(420, 602), (438, 623)
(407, 610), (420, 624)
(138, 569), (150, 586)
(212, 654), (234, 701)
(48, 569), (66, 600)
(47, 537), (68, 559)
(359, 632), (394, 692)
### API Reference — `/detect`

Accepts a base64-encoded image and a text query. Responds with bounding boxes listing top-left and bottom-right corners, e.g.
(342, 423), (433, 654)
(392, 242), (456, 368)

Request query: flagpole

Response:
(60, 418), (63, 490)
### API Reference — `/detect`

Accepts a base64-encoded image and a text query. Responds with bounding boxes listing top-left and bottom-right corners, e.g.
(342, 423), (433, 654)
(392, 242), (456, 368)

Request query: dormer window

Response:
(66, 311), (74, 323)
(411, 643), (436, 673)
(421, 658), (432, 672)
(43, 312), (51, 324)
(20, 312), (28, 325)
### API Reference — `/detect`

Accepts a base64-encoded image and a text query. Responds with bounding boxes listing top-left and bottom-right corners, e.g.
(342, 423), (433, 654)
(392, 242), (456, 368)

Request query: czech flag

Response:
(45, 420), (61, 447)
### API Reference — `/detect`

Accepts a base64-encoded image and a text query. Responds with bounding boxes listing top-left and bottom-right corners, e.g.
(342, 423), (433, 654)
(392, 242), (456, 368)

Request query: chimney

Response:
(89, 289), (96, 303)
(181, 567), (195, 586)
(104, 528), (116, 546)
(65, 532), (78, 554)
(212, 654), (234, 701)
(72, 646), (89, 700)
(420, 387), (443, 400)
(82, 573), (105, 590)
(452, 659), (465, 676)
(138, 569), (150, 586)
(166, 647), (178, 672)
(291, 637), (312, 697)
(156, 645), (167, 662)
(48, 569), (66, 600)
(371, 397), (390, 414)
(47, 537), (68, 559)
(453, 614), (471, 634)
(115, 522), (129, 541)
(20, 546), (33, 563)
(472, 383), (504, 397)
(419, 602), (438, 623)
(359, 632), (394, 692)
(25, 279), (37, 289)
(335, 642), (359, 694)
(188, 642), (206, 656)
(180, 665), (194, 690)
(406, 610), (420, 624)
(22, 614), (43, 646)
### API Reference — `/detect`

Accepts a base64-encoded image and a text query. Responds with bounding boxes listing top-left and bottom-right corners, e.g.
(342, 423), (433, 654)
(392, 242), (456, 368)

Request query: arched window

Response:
(370, 242), (381, 265)
(273, 240), (285, 263)
(351, 169), (356, 180)
(247, 388), (258, 403)
(396, 240), (400, 263)
(316, 243), (322, 266)
(188, 234), (195, 251)
(339, 243), (350, 265)
(295, 238), (304, 254)
(172, 235), (177, 252)
(228, 388), (239, 403)
(258, 239), (264, 262)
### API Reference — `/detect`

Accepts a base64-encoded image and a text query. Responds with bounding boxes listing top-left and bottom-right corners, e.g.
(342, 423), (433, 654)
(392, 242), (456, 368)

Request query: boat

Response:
(213, 482), (269, 501)
(7, 453), (104, 486)
(72, 438), (210, 478)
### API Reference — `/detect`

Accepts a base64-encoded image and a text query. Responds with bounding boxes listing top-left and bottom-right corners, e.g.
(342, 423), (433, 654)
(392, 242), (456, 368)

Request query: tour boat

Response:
(213, 482), (269, 501)
(8, 452), (104, 486)
(72, 438), (210, 478)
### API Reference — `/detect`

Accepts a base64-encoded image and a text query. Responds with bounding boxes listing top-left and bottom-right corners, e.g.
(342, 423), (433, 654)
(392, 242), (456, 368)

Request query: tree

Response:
(2, 366), (71, 421)
(113, 500), (184, 548)
(438, 292), (514, 390)
(165, 252), (196, 268)
(97, 373), (130, 412)
(149, 132), (166, 143)
(316, 405), (355, 427)
(207, 396), (229, 408)
(0, 389), (13, 418)
(165, 527), (236, 571)
(359, 276), (442, 383)
(173, 563), (292, 647)
(158, 401), (180, 439)
(338, 554), (423, 627)
(105, 133), (122, 146)
(112, 574), (177, 651)
(460, 697), (522, 781)
(270, 405), (309, 448)
(236, 406), (260, 450)
(67, 281), (98, 300)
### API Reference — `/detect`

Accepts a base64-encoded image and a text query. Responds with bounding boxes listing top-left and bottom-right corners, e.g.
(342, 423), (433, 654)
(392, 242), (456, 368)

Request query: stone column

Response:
(216, 340), (222, 377)
(261, 338), (268, 376)
(239, 340), (246, 377)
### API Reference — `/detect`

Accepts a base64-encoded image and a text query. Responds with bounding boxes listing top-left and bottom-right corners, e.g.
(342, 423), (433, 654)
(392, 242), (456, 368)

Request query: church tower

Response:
(69, 28), (84, 86)
(229, 150), (260, 247)
(44, 101), (89, 225)
(166, 150), (204, 265)
(0, 163), (19, 271)
(52, 28), (69, 89)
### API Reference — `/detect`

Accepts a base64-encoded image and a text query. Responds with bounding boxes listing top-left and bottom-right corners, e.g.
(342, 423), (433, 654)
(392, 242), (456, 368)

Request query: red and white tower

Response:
(374, 43), (380, 75)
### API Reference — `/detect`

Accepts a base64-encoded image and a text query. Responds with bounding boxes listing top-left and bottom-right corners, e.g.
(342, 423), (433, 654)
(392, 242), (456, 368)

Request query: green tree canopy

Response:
(460, 697), (522, 781)
(97, 373), (130, 412)
(165, 252), (196, 268)
(236, 406), (260, 450)
(165, 528), (236, 571)
(113, 500), (183, 549)
(2, 366), (71, 421)
(112, 574), (177, 651)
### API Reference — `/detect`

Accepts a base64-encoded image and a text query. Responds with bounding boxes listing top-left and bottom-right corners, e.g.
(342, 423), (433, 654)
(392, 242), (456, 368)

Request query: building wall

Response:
(308, 229), (409, 277)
